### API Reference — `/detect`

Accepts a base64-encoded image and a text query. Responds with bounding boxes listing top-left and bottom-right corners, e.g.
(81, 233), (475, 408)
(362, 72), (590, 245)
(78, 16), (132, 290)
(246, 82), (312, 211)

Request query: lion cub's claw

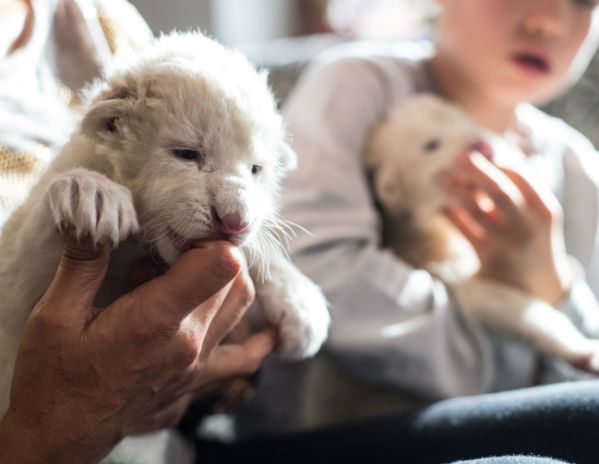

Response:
(47, 168), (139, 246)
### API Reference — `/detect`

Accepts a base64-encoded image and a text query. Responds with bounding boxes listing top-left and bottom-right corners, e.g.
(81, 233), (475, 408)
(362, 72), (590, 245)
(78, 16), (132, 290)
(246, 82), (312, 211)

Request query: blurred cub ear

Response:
(365, 121), (388, 171)
(279, 142), (298, 172)
(81, 85), (136, 142)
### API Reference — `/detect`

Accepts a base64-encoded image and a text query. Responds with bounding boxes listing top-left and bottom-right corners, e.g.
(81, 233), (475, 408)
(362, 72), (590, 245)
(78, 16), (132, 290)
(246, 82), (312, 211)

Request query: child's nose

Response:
(522, 0), (566, 40)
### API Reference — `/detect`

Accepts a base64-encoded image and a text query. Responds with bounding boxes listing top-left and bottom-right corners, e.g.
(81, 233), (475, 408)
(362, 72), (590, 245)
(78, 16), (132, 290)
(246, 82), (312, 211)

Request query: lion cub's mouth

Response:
(165, 226), (248, 252)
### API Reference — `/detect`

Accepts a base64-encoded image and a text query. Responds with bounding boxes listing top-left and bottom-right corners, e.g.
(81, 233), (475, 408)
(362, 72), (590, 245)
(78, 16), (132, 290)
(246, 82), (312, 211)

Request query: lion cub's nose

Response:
(215, 211), (249, 234)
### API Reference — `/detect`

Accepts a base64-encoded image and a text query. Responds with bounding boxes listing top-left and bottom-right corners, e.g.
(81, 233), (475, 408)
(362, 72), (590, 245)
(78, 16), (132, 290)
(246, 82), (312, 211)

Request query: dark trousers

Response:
(195, 380), (599, 463)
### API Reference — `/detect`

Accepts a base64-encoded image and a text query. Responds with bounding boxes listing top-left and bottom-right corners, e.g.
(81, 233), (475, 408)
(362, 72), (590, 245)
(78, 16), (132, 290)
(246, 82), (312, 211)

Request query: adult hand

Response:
(440, 149), (573, 305)
(0, 228), (276, 464)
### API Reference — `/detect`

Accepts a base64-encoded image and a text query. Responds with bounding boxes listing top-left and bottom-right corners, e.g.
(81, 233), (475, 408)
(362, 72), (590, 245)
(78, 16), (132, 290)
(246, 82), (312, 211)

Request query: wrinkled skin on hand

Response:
(0, 230), (275, 464)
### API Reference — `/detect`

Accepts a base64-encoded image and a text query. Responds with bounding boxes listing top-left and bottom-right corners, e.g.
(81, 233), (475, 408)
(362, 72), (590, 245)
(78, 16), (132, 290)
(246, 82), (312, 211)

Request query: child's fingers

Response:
(442, 204), (486, 254)
(457, 152), (525, 224)
(439, 171), (505, 233)
(501, 168), (561, 223)
(472, 140), (494, 160)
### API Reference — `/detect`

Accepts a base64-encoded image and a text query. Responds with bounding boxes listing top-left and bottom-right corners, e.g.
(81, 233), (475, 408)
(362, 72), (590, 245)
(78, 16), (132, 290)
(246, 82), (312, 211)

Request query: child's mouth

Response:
(512, 52), (551, 76)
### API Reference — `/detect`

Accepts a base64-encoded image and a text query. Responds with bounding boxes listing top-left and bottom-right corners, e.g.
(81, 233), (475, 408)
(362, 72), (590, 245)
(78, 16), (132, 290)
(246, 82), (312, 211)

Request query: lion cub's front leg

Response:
(251, 254), (330, 360)
(47, 168), (139, 245)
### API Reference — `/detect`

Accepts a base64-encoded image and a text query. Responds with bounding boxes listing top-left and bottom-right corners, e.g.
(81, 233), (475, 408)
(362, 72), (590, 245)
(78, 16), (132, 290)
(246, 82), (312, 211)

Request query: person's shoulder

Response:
(518, 104), (596, 154)
(291, 39), (433, 103)
(518, 103), (599, 176)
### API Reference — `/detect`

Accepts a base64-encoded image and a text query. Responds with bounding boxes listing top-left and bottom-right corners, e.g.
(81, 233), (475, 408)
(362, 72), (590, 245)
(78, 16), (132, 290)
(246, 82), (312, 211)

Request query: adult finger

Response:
(45, 224), (111, 311)
(224, 317), (254, 345)
(138, 241), (243, 329)
(193, 327), (277, 387)
(129, 257), (159, 288)
(200, 265), (256, 356)
(127, 394), (192, 436)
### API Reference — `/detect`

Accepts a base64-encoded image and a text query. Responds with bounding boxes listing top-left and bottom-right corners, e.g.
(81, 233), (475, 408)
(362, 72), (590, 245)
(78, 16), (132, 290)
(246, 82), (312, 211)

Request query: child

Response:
(237, 0), (599, 436)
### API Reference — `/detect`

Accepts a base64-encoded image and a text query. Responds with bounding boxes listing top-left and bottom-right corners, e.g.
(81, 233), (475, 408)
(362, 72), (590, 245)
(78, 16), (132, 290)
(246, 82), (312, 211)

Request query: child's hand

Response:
(440, 150), (573, 305)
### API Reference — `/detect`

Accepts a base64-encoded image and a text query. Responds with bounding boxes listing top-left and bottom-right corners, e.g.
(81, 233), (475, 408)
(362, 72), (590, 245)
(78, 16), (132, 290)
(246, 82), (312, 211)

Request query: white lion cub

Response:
(366, 94), (599, 373)
(0, 31), (330, 426)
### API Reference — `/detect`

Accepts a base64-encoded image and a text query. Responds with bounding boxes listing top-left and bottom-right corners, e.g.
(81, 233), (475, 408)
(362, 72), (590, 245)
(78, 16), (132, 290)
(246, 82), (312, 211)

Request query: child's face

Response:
(435, 0), (599, 104)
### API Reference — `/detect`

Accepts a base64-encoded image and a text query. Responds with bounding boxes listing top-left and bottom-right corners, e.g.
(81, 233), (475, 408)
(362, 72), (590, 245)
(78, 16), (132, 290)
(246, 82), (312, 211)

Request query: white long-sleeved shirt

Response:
(236, 40), (599, 436)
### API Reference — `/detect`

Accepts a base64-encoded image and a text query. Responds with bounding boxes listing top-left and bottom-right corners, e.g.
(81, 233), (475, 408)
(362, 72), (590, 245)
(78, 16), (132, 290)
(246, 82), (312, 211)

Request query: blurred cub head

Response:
(81, 31), (296, 263)
(366, 94), (482, 220)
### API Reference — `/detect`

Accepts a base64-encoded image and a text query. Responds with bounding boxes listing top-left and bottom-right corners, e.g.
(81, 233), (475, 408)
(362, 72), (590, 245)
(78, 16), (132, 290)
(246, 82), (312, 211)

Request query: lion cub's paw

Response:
(276, 277), (330, 360)
(47, 168), (139, 245)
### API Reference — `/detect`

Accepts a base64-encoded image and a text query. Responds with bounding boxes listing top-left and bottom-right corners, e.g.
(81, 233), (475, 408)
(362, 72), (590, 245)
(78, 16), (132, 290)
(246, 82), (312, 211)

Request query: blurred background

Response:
(129, 0), (599, 147)
(129, 0), (435, 47)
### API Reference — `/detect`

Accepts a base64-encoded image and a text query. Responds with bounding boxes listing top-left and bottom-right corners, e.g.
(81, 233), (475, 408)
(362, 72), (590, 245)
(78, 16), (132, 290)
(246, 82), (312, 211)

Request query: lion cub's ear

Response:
(279, 142), (298, 172)
(365, 116), (409, 214)
(364, 119), (389, 171)
(81, 85), (137, 142)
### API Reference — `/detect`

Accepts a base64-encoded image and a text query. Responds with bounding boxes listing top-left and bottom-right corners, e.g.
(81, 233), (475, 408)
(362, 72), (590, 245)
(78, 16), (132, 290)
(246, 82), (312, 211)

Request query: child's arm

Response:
(442, 125), (599, 344)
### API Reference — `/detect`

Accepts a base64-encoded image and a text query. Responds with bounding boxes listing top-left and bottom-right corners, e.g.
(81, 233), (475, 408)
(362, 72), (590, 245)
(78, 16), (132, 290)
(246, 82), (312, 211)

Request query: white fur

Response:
(366, 94), (599, 373)
(0, 32), (330, 428)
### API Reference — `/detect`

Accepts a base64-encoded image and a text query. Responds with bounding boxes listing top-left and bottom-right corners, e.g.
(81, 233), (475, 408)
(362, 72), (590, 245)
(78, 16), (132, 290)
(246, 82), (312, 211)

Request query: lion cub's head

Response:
(81, 31), (296, 264)
(366, 94), (483, 221)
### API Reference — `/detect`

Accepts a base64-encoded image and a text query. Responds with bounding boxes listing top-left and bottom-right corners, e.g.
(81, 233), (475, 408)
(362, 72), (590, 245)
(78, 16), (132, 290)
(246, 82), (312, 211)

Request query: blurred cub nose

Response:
(214, 211), (248, 234)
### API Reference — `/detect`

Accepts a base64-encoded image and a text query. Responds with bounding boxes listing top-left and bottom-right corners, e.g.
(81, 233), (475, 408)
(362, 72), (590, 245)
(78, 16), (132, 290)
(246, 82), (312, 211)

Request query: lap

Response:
(197, 380), (599, 464)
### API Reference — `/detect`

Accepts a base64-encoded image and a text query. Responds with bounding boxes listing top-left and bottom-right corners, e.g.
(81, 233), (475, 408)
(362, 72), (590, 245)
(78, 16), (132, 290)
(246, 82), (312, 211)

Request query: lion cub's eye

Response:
(423, 138), (441, 153)
(251, 165), (263, 175)
(172, 148), (201, 161)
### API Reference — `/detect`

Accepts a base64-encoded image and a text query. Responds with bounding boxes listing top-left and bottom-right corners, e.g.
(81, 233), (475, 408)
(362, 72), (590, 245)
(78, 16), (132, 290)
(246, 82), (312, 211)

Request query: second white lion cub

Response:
(366, 94), (599, 374)
(0, 31), (330, 424)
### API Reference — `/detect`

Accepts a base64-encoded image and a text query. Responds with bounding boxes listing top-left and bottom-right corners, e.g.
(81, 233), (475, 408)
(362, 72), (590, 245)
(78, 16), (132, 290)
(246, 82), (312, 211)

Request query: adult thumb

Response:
(46, 225), (111, 308)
